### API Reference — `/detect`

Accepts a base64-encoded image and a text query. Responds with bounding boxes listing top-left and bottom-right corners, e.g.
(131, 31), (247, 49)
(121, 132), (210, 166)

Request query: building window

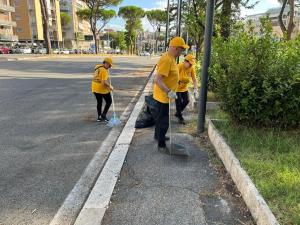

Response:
(16, 28), (22, 32)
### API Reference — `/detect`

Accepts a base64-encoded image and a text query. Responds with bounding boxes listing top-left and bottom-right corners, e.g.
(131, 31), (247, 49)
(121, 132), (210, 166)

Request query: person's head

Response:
(103, 57), (113, 69)
(183, 54), (195, 69)
(168, 37), (189, 57)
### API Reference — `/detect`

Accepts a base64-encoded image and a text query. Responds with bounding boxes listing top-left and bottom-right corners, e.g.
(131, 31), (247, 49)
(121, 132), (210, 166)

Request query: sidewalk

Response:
(100, 116), (254, 225)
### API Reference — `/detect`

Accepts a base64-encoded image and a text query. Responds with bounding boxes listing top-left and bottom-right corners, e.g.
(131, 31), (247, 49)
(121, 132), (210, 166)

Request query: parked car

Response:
(60, 49), (70, 54)
(139, 51), (150, 56)
(21, 47), (32, 54)
(33, 48), (47, 54)
(52, 49), (59, 54)
(0, 46), (10, 54)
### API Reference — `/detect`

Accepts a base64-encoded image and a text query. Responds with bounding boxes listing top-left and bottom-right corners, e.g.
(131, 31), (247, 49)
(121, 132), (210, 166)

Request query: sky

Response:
(105, 0), (282, 31)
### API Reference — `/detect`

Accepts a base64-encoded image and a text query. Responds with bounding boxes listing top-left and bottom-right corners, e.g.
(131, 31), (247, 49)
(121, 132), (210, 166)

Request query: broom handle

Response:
(108, 72), (116, 115)
(169, 98), (172, 155)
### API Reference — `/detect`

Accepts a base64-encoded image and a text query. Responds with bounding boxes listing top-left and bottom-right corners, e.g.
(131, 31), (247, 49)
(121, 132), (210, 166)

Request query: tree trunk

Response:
(92, 30), (98, 54)
(287, 0), (295, 39)
(155, 29), (158, 54)
(220, 0), (232, 40)
(279, 0), (288, 37)
(39, 0), (51, 54)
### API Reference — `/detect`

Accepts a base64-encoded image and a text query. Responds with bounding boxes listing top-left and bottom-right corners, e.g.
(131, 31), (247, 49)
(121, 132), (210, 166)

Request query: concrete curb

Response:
(207, 119), (280, 225)
(73, 68), (155, 225)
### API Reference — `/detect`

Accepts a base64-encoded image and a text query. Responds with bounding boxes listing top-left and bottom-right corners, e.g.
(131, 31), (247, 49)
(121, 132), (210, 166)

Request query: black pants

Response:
(175, 91), (189, 118)
(154, 101), (169, 148)
(94, 92), (112, 118)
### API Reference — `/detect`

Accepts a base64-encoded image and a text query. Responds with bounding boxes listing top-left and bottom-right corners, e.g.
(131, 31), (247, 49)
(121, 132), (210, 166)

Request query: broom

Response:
(107, 75), (121, 127)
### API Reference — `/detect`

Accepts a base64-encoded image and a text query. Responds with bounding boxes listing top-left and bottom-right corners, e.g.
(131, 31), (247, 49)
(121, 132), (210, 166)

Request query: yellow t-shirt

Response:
(91, 65), (110, 94)
(177, 62), (196, 92)
(153, 52), (179, 103)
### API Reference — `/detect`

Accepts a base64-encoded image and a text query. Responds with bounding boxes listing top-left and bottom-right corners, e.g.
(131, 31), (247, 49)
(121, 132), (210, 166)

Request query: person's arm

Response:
(191, 67), (198, 90)
(192, 74), (197, 90)
(103, 80), (113, 91)
(154, 74), (170, 93)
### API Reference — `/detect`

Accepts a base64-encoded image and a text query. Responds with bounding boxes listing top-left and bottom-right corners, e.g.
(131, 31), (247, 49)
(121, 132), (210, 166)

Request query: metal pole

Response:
(165, 0), (170, 51)
(197, 0), (215, 133)
(176, 0), (182, 36)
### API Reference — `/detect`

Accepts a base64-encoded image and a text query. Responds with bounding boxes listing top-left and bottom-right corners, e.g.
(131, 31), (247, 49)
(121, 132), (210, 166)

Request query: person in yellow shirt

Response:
(175, 54), (198, 124)
(92, 57), (114, 122)
(153, 36), (189, 152)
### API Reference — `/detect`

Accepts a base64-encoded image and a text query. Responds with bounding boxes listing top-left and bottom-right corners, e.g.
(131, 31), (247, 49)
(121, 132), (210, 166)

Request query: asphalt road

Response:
(0, 56), (157, 225)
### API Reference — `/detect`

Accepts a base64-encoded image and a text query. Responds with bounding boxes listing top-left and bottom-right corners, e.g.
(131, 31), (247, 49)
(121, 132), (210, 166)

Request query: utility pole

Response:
(176, 0), (182, 36)
(165, 0), (170, 51)
(197, 0), (216, 133)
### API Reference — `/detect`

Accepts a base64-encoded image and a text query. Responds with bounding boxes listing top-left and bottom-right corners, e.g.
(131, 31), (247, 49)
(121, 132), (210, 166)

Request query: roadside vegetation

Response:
(204, 16), (300, 225)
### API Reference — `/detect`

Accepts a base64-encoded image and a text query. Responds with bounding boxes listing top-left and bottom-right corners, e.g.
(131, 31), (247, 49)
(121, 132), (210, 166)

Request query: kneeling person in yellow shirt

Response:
(91, 57), (114, 122)
(153, 37), (189, 152)
(175, 54), (198, 124)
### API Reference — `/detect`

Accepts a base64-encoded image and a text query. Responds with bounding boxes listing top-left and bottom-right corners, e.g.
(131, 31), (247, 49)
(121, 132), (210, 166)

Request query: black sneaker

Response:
(178, 117), (186, 125)
(96, 117), (102, 122)
(100, 116), (109, 123)
(154, 136), (170, 141)
(158, 146), (171, 155)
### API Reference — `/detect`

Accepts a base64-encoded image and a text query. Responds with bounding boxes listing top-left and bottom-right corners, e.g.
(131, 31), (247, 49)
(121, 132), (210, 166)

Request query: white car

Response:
(52, 49), (59, 54)
(33, 48), (47, 54)
(140, 51), (150, 56)
(21, 48), (32, 54)
(60, 49), (70, 54)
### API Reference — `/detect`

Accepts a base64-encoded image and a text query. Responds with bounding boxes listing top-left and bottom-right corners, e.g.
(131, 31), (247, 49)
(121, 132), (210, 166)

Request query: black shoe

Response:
(100, 116), (109, 123)
(96, 117), (102, 122)
(178, 117), (186, 125)
(154, 136), (170, 141)
(174, 113), (181, 118)
(158, 146), (171, 154)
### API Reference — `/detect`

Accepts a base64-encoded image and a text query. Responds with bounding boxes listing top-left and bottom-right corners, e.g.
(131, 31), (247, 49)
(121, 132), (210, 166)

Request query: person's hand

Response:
(110, 85), (114, 91)
(168, 90), (177, 99)
(193, 89), (198, 98)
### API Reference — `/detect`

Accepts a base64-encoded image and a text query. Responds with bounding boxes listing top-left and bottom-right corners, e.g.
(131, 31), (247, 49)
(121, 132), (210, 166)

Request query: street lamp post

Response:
(176, 0), (182, 36)
(165, 0), (170, 51)
(197, 0), (216, 133)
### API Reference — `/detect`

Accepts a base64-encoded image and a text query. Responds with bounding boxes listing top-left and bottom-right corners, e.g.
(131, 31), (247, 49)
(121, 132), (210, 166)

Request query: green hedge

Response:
(209, 21), (300, 128)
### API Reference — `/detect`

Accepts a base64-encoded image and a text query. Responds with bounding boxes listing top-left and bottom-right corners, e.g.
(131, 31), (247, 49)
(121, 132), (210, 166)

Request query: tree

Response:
(278, 0), (300, 39)
(79, 0), (121, 53)
(60, 12), (71, 27)
(106, 31), (127, 51)
(117, 32), (127, 51)
(146, 9), (167, 53)
(39, 0), (51, 54)
(118, 6), (145, 54)
(183, 0), (206, 59)
(215, 0), (256, 39)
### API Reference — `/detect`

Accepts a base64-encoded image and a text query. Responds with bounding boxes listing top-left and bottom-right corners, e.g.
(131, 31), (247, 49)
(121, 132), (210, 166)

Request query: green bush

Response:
(209, 20), (300, 128)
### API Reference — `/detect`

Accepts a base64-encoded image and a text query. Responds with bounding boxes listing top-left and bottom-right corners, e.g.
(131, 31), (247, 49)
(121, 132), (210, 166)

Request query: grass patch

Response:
(212, 115), (300, 225)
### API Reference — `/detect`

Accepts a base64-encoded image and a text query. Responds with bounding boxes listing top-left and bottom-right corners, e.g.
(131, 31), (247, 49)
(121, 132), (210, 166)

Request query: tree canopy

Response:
(118, 6), (145, 54)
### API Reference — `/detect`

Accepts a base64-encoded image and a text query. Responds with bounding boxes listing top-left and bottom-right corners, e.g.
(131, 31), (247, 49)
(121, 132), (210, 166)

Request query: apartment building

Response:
(12, 0), (62, 46)
(246, 6), (300, 38)
(60, 0), (93, 49)
(0, 0), (18, 45)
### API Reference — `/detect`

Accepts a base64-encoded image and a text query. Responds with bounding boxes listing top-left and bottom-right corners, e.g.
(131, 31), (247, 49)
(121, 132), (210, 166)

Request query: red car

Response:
(0, 46), (10, 54)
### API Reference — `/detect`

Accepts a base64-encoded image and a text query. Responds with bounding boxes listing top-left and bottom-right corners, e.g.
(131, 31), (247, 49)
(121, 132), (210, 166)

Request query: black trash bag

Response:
(135, 104), (155, 128)
(135, 95), (160, 129)
(145, 94), (159, 120)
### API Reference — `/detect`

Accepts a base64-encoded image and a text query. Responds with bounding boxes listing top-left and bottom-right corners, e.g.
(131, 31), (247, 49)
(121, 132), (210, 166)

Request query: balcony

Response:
(0, 19), (16, 27)
(0, 34), (18, 41)
(0, 1), (15, 13)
